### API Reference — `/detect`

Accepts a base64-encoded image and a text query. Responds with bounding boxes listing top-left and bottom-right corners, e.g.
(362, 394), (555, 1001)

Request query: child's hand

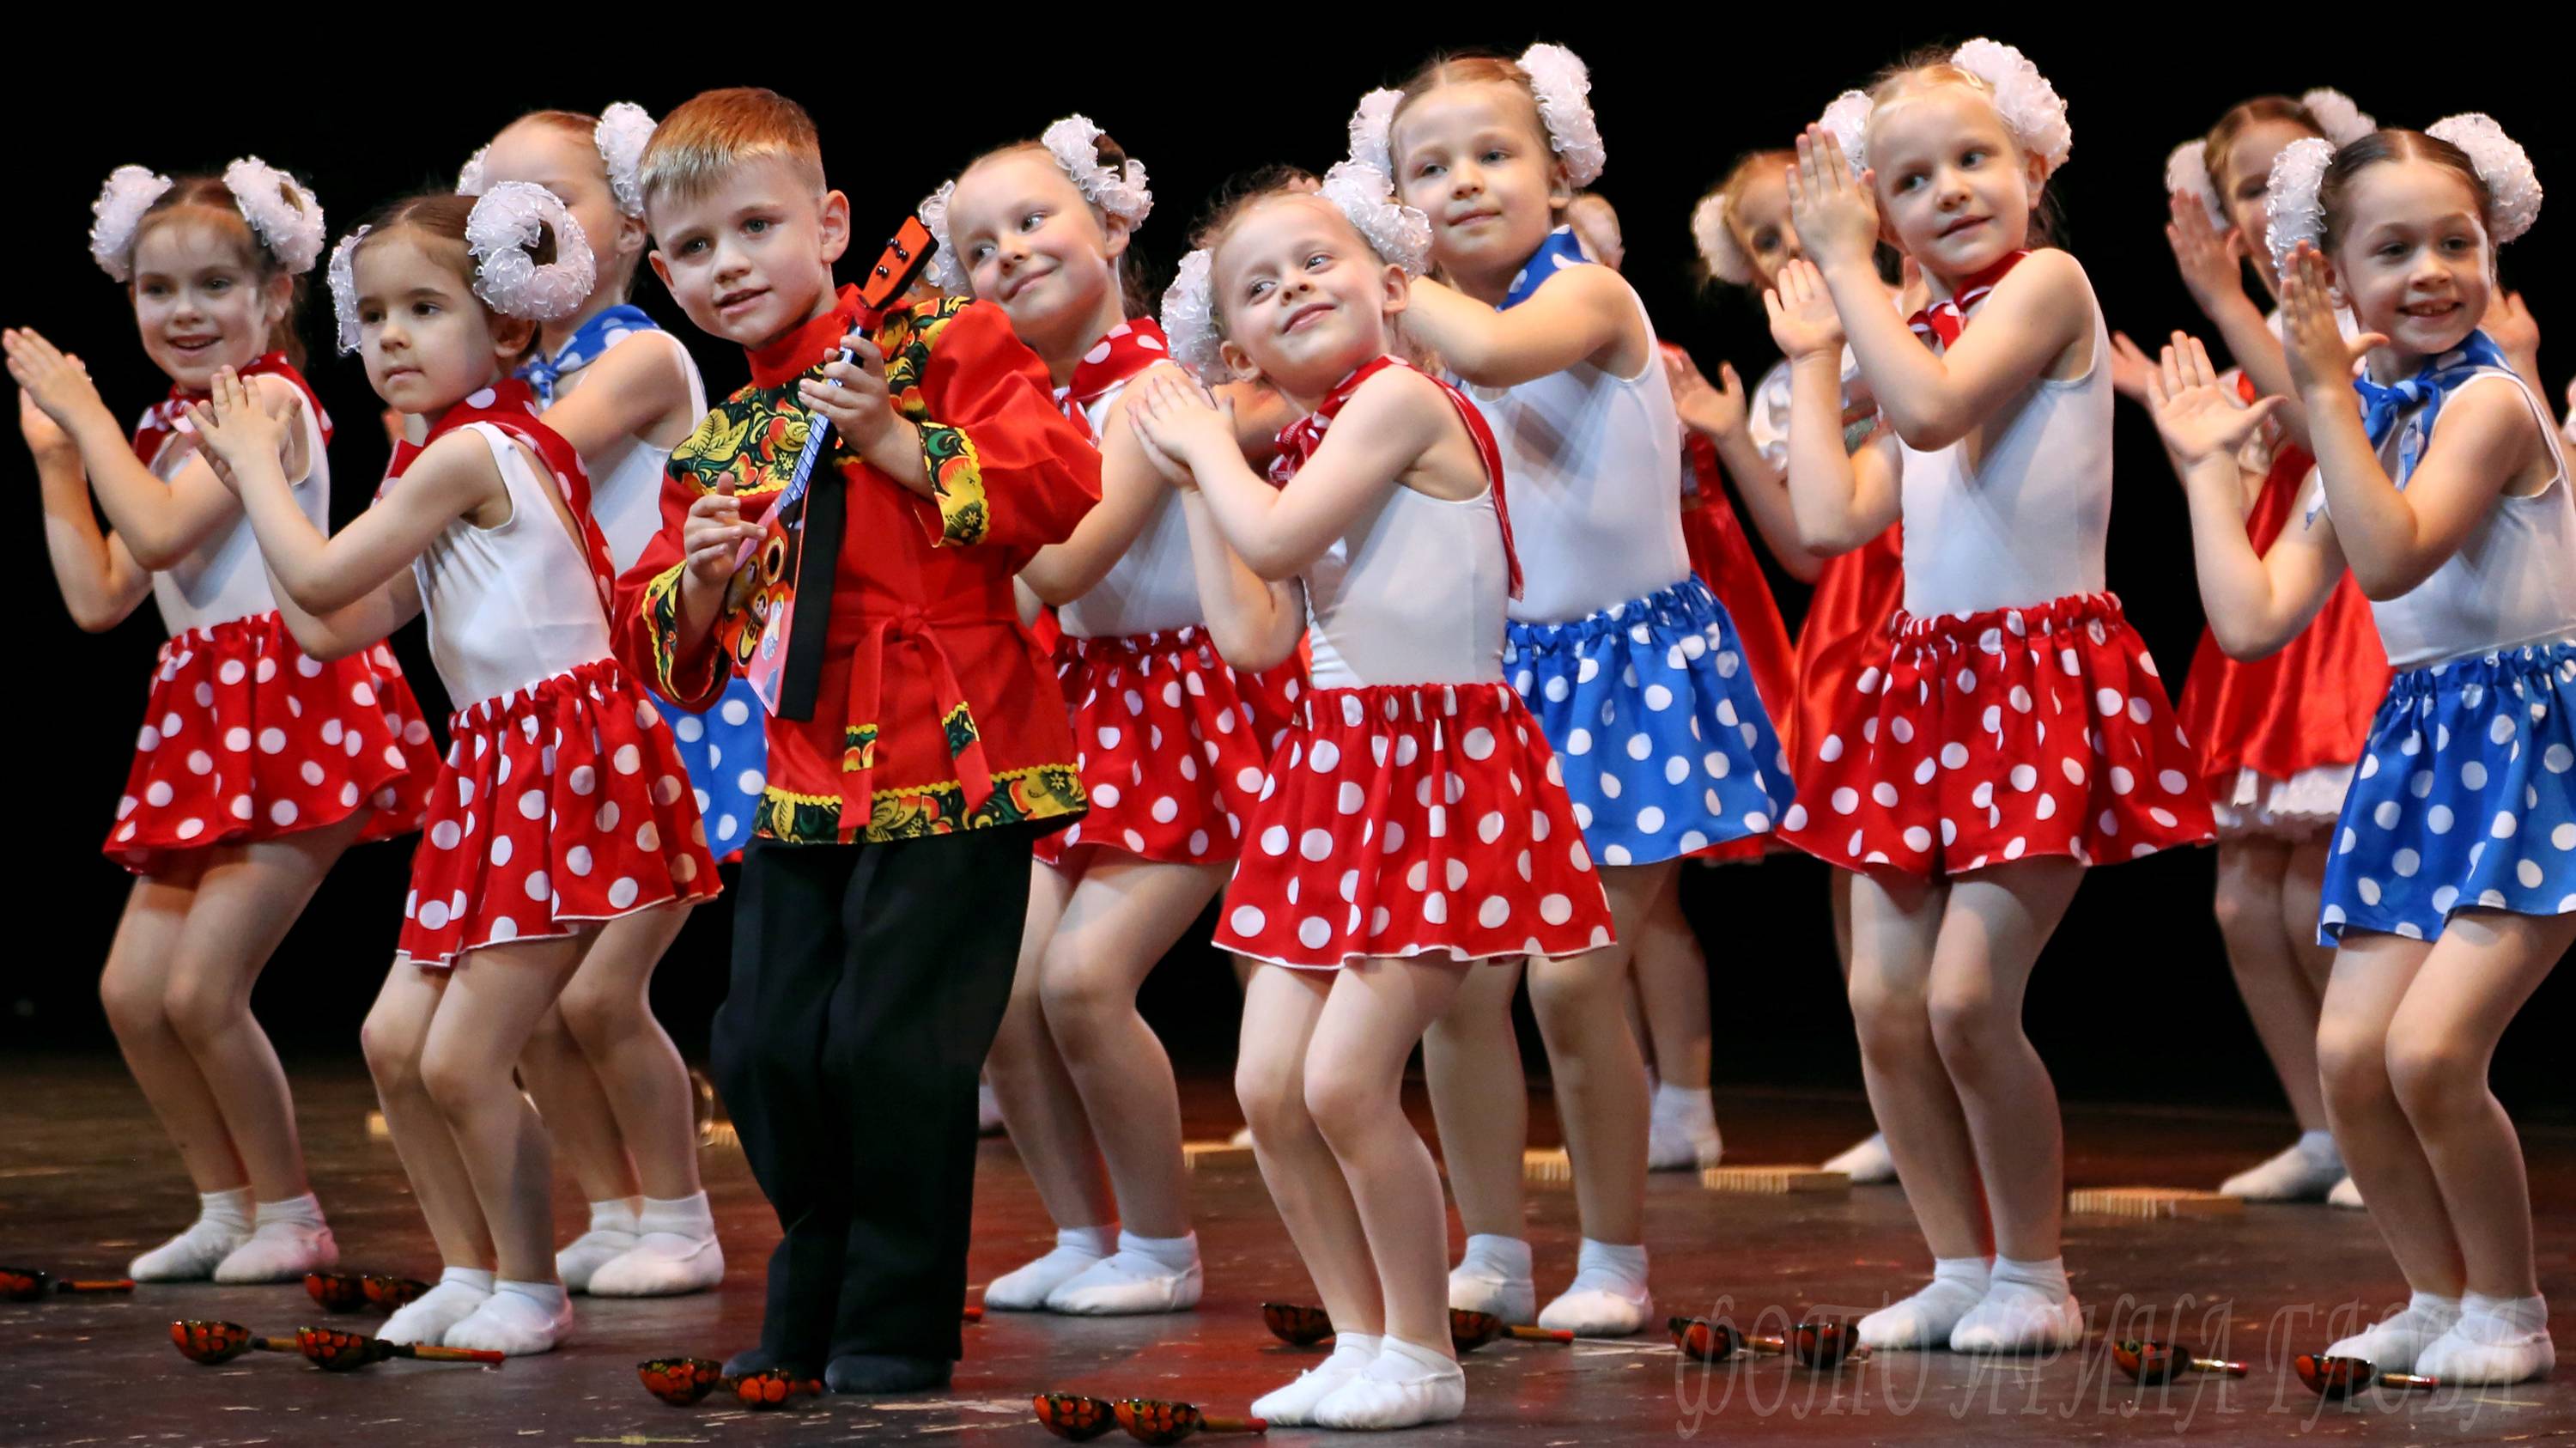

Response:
(3, 327), (110, 435)
(1763, 259), (1847, 362)
(2107, 331), (2154, 404)
(18, 385), (76, 464)
(181, 368), (292, 492)
(2146, 332), (2281, 467)
(799, 332), (898, 450)
(1129, 373), (1236, 475)
(2279, 243), (2383, 398)
(1667, 348), (1747, 441)
(2488, 289), (2540, 380)
(2164, 190), (2246, 314)
(683, 473), (764, 591)
(1786, 126), (1880, 275)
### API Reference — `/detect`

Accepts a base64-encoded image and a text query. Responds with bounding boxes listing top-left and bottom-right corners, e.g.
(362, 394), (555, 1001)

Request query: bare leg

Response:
(362, 964), (492, 1273)
(517, 1004), (641, 1208)
(1423, 956), (1528, 1239)
(2213, 839), (2331, 1131)
(1306, 958), (1473, 1355)
(98, 863), (245, 1196)
(1818, 868), (1896, 1180)
(1040, 857), (1230, 1238)
(2384, 909), (2575, 1299)
(1923, 860), (2085, 1262)
(1237, 964), (1382, 1334)
(156, 818), (364, 1202)
(1528, 861), (1668, 1246)
(2318, 932), (2461, 1293)
(417, 934), (591, 1284)
(1846, 871), (1979, 1254)
(2281, 837), (2336, 994)
(985, 859), (1114, 1233)
(546, 906), (698, 1201)
(1630, 865), (1711, 1090)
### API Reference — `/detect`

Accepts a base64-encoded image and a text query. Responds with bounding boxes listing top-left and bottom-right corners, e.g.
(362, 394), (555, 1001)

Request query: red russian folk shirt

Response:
(613, 285), (1102, 844)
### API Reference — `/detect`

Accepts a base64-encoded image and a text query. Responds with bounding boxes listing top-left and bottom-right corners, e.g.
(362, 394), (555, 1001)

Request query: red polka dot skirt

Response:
(1776, 593), (2215, 875)
(1212, 682), (1615, 970)
(106, 611), (438, 875)
(398, 658), (721, 969)
(1035, 627), (1305, 867)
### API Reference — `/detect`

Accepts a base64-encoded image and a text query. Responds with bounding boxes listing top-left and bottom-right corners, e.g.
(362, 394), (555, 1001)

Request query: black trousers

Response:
(712, 823), (1041, 1365)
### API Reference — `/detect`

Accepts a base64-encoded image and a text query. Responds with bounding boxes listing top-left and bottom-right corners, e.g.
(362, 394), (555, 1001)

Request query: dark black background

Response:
(5, 30), (2569, 1123)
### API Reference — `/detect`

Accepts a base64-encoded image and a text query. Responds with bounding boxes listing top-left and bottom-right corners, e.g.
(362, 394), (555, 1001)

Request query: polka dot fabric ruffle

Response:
(1035, 626), (1304, 867)
(1504, 575), (1793, 867)
(106, 611), (438, 875)
(1212, 682), (1614, 970)
(1777, 593), (2214, 875)
(399, 658), (720, 968)
(2321, 641), (2576, 944)
(667, 674), (769, 863)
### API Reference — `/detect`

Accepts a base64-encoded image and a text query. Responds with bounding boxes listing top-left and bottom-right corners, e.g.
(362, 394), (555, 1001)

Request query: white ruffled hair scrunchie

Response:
(466, 182), (597, 323)
(2264, 111), (2540, 277)
(1158, 164), (1431, 385)
(920, 116), (1154, 299)
(458, 103), (658, 218)
(2168, 88), (2375, 228)
(1815, 37), (2071, 182)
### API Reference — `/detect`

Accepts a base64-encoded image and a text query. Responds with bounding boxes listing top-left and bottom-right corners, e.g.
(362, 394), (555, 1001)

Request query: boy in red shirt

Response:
(612, 88), (1097, 1392)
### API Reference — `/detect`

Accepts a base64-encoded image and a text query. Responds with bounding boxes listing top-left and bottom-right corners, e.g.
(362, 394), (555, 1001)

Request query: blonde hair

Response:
(636, 88), (825, 209)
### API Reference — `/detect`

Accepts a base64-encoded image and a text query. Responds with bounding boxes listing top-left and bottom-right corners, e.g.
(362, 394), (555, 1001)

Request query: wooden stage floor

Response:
(3, 1054), (2570, 1445)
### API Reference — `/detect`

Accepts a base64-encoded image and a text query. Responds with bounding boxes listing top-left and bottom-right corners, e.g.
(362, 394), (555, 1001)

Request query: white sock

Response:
(1859, 1256), (1990, 1349)
(1313, 1335), (1467, 1430)
(557, 1198), (641, 1292)
(984, 1226), (1115, 1311)
(380, 1266), (494, 1346)
(1649, 1085), (1722, 1170)
(587, 1193), (723, 1297)
(131, 1189), (253, 1281)
(2219, 1131), (2348, 1201)
(1822, 1133), (1898, 1183)
(1045, 1231), (1204, 1315)
(2328, 1290), (2460, 1372)
(1538, 1239), (1653, 1336)
(212, 1195), (336, 1283)
(1950, 1255), (2081, 1354)
(1449, 1233), (1537, 1323)
(443, 1278), (574, 1356)
(2419, 1293), (2550, 1384)
(1252, 1330), (1380, 1426)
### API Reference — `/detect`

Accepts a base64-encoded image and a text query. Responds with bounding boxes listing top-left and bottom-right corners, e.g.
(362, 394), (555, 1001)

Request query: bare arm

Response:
(1127, 368), (1451, 582)
(3, 327), (291, 571)
(1785, 131), (2087, 451)
(191, 369), (500, 617)
(1766, 260), (1900, 553)
(264, 563), (424, 662)
(532, 330), (698, 461)
(1670, 349), (1822, 582)
(2147, 333), (2342, 658)
(2281, 245), (2541, 600)
(2160, 192), (2312, 448)
(1176, 490), (1306, 673)
(1019, 362), (1186, 605)
(22, 389), (151, 631)
(1400, 267), (1649, 389)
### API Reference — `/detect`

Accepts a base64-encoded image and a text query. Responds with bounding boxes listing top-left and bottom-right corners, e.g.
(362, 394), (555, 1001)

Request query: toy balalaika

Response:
(738, 216), (939, 721)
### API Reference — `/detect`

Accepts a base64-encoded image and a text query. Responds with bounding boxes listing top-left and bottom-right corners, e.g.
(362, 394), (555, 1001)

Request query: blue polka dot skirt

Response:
(2322, 639), (2576, 944)
(1504, 575), (1794, 867)
(665, 674), (769, 863)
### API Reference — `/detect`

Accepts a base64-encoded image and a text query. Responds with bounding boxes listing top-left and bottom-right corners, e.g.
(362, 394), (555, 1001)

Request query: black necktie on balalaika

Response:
(755, 218), (940, 722)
